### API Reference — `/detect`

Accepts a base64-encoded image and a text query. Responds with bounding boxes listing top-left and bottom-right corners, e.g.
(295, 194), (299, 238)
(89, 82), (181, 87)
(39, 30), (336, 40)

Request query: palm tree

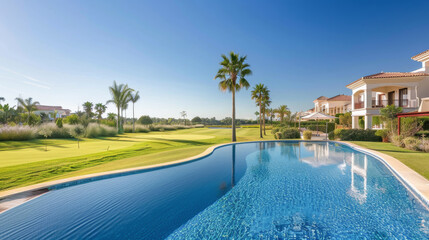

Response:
(215, 51), (252, 142)
(180, 111), (187, 125)
(82, 101), (94, 118)
(130, 91), (140, 132)
(261, 89), (271, 135)
(267, 108), (274, 124)
(275, 105), (290, 123)
(251, 84), (267, 138)
(15, 97), (40, 123)
(107, 81), (134, 132)
(95, 103), (107, 124)
(254, 111), (259, 122)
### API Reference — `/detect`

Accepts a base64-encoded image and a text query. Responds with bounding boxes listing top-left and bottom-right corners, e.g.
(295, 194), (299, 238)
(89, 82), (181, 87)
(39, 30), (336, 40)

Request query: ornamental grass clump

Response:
(403, 137), (421, 151)
(124, 124), (150, 133)
(303, 130), (312, 140)
(0, 125), (36, 141)
(85, 123), (117, 138)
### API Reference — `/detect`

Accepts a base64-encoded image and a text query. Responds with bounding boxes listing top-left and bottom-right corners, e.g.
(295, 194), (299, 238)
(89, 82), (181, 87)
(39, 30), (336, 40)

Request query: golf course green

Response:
(0, 128), (274, 192)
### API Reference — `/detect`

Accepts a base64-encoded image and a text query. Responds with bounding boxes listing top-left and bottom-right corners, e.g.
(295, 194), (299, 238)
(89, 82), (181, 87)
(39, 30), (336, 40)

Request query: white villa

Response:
(313, 94), (352, 116)
(34, 105), (71, 120)
(346, 49), (429, 129)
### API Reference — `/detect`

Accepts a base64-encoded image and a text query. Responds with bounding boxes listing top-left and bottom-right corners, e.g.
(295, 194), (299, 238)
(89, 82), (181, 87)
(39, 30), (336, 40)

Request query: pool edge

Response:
(338, 141), (429, 207)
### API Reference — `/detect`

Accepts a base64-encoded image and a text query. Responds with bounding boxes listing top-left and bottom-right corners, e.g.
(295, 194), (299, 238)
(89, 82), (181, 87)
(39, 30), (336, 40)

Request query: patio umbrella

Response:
(301, 112), (337, 138)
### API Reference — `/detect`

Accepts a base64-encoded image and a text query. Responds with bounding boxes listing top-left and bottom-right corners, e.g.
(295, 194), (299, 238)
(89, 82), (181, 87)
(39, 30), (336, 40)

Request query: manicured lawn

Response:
(350, 141), (429, 180)
(0, 128), (274, 192)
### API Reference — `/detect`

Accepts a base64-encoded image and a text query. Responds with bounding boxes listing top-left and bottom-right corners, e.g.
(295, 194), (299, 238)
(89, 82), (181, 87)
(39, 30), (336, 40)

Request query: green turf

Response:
(350, 141), (429, 180)
(0, 128), (274, 191)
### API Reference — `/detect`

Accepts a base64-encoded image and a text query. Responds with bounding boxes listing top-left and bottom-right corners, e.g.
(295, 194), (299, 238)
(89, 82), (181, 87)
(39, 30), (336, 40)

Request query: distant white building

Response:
(346, 49), (429, 129)
(34, 105), (71, 120)
(313, 94), (352, 116)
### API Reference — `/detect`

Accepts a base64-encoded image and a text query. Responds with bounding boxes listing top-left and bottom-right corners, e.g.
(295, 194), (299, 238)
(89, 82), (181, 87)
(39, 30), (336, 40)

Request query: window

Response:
(399, 88), (408, 107)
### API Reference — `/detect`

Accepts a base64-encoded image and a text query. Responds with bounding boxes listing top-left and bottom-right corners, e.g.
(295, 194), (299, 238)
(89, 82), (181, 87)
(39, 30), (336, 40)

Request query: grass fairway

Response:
(350, 141), (429, 180)
(0, 128), (273, 192)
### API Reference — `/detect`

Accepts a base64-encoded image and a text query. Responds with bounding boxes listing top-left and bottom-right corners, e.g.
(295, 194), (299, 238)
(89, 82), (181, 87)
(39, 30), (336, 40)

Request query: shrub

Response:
(306, 122), (335, 133)
(0, 125), (36, 141)
(422, 140), (429, 153)
(123, 124), (150, 133)
(375, 129), (389, 142)
(64, 114), (80, 125)
(331, 129), (381, 141)
(391, 135), (404, 148)
(358, 118), (365, 129)
(400, 117), (423, 137)
(403, 137), (421, 151)
(40, 123), (72, 138)
(56, 118), (63, 128)
(85, 123), (117, 138)
(328, 131), (335, 140)
(281, 128), (300, 139)
(138, 115), (153, 125)
(303, 130), (312, 140)
(339, 112), (352, 127)
(275, 132), (282, 139)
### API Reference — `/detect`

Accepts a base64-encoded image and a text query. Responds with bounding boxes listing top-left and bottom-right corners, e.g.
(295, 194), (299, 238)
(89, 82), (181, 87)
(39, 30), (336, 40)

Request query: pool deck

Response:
(1, 140), (428, 213)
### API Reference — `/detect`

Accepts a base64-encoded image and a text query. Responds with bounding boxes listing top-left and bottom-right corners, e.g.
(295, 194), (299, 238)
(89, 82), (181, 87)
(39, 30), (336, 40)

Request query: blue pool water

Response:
(0, 141), (428, 239)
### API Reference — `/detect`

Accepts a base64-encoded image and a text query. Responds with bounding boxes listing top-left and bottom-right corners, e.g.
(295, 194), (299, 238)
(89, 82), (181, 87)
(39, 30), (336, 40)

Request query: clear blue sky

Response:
(0, 0), (428, 119)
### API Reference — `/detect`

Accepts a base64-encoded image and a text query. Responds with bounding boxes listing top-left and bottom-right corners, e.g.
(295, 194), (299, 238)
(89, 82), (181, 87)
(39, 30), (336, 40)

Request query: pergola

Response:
(397, 111), (429, 135)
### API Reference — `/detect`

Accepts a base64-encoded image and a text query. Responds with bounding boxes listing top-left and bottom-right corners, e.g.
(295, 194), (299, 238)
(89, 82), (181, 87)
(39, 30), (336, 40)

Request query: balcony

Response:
(354, 102), (364, 109)
(354, 99), (410, 109)
(372, 99), (408, 108)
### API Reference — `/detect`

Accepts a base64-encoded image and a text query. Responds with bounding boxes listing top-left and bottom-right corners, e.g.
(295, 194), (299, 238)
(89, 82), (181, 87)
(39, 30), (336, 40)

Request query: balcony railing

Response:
(354, 102), (364, 109)
(372, 99), (408, 108)
(354, 99), (410, 109)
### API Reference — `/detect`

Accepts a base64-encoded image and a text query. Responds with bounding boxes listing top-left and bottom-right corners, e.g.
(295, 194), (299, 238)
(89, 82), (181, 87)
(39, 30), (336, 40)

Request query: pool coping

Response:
(1, 140), (428, 213)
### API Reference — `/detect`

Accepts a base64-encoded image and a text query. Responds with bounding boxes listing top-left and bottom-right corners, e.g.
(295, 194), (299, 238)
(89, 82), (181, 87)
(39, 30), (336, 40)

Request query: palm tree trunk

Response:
(259, 102), (263, 138)
(132, 102), (135, 133)
(263, 110), (267, 136)
(232, 87), (236, 142)
(116, 107), (120, 132)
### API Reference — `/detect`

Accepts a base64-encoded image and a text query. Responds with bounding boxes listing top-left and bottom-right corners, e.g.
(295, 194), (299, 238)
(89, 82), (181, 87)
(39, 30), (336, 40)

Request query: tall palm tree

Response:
(82, 101), (94, 118)
(180, 111), (187, 125)
(95, 103), (107, 124)
(267, 108), (274, 124)
(15, 97), (40, 123)
(261, 89), (271, 135)
(130, 91), (140, 132)
(275, 105), (290, 123)
(215, 51), (252, 142)
(251, 84), (267, 138)
(107, 81), (133, 132)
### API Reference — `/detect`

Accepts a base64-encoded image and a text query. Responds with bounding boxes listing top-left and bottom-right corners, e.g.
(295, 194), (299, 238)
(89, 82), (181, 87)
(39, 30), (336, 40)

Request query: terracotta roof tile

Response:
(362, 72), (429, 79)
(316, 96), (327, 100)
(412, 49), (429, 60)
(327, 94), (351, 101)
(346, 72), (429, 87)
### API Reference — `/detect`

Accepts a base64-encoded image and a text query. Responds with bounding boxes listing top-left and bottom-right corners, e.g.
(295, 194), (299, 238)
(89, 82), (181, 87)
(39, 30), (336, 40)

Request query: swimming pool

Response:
(0, 141), (428, 239)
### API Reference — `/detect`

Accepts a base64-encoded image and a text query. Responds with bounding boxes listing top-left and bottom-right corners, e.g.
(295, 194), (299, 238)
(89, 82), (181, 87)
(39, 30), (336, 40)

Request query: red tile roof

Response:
(327, 94), (351, 101)
(36, 105), (71, 114)
(346, 72), (429, 87)
(361, 72), (429, 79)
(411, 49), (429, 60)
(316, 96), (327, 100)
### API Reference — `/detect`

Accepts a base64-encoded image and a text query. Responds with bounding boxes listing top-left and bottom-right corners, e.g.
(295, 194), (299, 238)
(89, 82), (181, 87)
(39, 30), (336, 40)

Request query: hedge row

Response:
(328, 129), (381, 141)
